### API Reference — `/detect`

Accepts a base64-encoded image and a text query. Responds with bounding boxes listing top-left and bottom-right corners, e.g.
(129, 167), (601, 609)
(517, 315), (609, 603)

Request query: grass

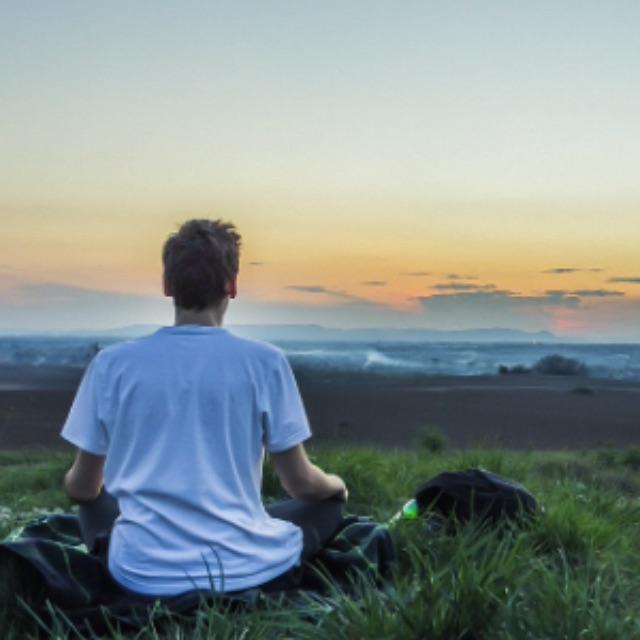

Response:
(1, 446), (640, 638)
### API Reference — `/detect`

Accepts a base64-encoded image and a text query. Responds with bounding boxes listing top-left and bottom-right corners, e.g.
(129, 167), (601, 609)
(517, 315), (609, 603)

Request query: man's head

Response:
(162, 219), (242, 310)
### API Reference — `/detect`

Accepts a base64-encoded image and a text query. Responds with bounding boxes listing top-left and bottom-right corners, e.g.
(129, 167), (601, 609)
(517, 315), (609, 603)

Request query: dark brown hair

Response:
(162, 219), (241, 309)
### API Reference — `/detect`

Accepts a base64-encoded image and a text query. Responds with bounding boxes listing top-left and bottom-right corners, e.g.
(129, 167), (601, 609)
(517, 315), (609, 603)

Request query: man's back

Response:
(62, 325), (311, 594)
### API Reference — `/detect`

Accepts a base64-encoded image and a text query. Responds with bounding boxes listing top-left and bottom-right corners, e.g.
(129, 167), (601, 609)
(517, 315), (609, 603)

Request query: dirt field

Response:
(1, 365), (639, 451)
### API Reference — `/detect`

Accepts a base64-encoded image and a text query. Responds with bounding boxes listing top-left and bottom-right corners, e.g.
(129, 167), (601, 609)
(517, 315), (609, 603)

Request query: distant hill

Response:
(2, 324), (562, 343)
(227, 325), (560, 343)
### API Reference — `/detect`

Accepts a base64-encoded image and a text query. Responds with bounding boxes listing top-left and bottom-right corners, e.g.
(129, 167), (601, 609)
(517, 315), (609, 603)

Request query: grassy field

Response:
(1, 444), (640, 639)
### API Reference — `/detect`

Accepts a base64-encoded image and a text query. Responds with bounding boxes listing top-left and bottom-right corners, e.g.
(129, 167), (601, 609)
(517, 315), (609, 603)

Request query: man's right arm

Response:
(270, 444), (347, 502)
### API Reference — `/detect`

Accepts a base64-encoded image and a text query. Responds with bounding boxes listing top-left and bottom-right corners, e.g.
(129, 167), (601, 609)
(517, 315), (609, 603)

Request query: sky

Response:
(1, 1), (639, 339)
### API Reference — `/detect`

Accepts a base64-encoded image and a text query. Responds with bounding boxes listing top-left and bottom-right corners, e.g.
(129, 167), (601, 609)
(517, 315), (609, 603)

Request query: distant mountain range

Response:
(61, 324), (562, 343)
(231, 325), (560, 343)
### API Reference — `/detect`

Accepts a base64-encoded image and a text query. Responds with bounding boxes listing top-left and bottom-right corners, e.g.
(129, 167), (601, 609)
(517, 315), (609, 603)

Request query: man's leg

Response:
(256, 498), (345, 592)
(266, 498), (345, 561)
(78, 492), (343, 559)
(78, 487), (120, 552)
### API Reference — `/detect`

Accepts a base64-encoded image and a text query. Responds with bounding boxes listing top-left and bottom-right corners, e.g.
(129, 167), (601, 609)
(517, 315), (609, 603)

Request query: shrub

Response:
(533, 355), (589, 377)
(570, 386), (595, 396)
(417, 426), (447, 453)
(621, 447), (640, 471)
(498, 364), (531, 375)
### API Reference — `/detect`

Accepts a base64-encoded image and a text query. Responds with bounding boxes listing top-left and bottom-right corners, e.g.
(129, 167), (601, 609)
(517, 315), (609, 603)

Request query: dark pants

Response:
(79, 490), (344, 592)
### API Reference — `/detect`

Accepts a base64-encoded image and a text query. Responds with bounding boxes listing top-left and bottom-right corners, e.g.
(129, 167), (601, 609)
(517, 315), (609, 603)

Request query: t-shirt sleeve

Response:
(262, 352), (312, 453)
(60, 354), (109, 455)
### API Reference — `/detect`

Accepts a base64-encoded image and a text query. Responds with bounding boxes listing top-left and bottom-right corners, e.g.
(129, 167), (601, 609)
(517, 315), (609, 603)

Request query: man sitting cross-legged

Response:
(61, 218), (347, 596)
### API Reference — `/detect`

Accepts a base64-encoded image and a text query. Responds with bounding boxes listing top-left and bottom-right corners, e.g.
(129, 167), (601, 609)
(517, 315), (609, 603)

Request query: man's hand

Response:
(270, 445), (348, 502)
(327, 474), (349, 502)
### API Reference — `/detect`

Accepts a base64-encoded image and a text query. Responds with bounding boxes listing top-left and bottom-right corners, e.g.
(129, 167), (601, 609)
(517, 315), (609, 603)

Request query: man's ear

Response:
(227, 277), (237, 299)
(163, 274), (173, 297)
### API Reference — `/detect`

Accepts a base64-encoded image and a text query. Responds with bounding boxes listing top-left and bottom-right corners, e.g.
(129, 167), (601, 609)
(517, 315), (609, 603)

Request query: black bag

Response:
(415, 468), (538, 525)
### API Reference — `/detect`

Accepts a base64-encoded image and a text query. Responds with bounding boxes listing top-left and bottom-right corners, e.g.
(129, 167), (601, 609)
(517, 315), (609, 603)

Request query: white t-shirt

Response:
(61, 325), (311, 595)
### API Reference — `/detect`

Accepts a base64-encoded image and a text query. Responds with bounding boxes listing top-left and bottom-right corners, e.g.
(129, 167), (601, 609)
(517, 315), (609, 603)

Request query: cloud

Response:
(285, 284), (381, 306)
(3, 278), (640, 339)
(607, 277), (640, 284)
(446, 273), (477, 280)
(415, 289), (582, 332)
(570, 289), (625, 298)
(431, 282), (496, 292)
(286, 285), (332, 294)
(545, 288), (625, 298)
(4, 282), (164, 308)
(567, 297), (640, 340)
(361, 280), (386, 287)
(226, 289), (640, 338)
(13, 283), (99, 305)
(402, 271), (431, 276)
(418, 289), (581, 309)
(542, 267), (603, 274)
(0, 265), (26, 281)
(227, 295), (424, 330)
(544, 268), (578, 274)
(0, 281), (171, 331)
(248, 261), (264, 266)
(7, 282), (162, 307)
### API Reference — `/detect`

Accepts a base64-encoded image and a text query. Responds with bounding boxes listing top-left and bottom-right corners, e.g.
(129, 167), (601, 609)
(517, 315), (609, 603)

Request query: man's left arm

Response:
(64, 449), (105, 502)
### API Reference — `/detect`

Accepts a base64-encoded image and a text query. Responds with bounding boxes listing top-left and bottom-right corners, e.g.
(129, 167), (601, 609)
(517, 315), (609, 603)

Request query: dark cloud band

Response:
(542, 267), (603, 274)
(608, 277), (640, 284)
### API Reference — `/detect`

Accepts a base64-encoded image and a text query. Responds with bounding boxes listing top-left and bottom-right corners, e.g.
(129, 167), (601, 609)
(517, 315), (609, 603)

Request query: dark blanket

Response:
(1, 514), (395, 634)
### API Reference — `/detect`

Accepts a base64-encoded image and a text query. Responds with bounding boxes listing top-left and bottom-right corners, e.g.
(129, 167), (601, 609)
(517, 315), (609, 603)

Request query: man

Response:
(61, 219), (347, 596)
